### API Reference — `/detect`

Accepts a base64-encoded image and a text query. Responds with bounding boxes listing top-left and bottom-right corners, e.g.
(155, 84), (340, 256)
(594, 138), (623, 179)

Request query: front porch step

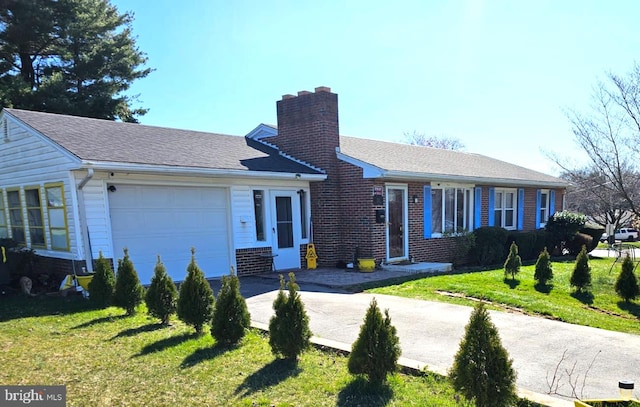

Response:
(381, 262), (452, 274)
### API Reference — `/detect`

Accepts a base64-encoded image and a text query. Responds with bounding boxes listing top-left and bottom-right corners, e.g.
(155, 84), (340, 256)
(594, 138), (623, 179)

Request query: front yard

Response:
(0, 295), (541, 407)
(369, 255), (640, 335)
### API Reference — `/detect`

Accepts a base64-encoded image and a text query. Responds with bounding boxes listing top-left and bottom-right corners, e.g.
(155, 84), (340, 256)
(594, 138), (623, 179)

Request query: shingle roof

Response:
(339, 136), (565, 186)
(4, 108), (320, 174)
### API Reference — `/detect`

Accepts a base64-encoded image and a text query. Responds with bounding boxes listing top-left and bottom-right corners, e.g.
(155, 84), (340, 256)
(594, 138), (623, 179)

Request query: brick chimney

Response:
(270, 87), (342, 267)
(272, 86), (339, 172)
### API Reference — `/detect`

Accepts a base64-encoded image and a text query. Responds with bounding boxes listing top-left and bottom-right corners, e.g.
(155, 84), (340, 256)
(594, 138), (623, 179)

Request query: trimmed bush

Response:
(449, 303), (517, 407)
(506, 231), (537, 261)
(565, 232), (594, 256)
(545, 211), (586, 253)
(579, 224), (605, 252)
(211, 267), (251, 346)
(88, 251), (115, 307)
(534, 247), (553, 286)
(471, 227), (509, 266)
(112, 248), (145, 315)
(570, 245), (591, 292)
(145, 256), (178, 325)
(503, 242), (521, 280)
(268, 272), (311, 361)
(348, 297), (401, 385)
(615, 254), (640, 303)
(177, 249), (215, 335)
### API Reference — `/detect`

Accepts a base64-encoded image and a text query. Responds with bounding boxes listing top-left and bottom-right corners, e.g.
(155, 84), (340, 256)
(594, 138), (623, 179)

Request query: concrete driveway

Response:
(232, 273), (640, 406)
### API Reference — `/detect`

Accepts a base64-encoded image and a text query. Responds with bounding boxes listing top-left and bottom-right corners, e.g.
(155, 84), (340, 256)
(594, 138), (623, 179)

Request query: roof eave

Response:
(381, 170), (568, 188)
(80, 161), (327, 181)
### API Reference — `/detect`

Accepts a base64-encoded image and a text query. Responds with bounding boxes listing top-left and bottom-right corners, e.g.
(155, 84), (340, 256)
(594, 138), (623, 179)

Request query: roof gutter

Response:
(80, 161), (327, 181)
(377, 170), (569, 188)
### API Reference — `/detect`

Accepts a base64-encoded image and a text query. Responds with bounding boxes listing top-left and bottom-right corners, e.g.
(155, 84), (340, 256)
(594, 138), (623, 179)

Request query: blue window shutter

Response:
(549, 190), (556, 217)
(474, 187), (482, 229)
(536, 190), (541, 227)
(517, 188), (524, 230)
(488, 187), (495, 226)
(424, 185), (432, 239)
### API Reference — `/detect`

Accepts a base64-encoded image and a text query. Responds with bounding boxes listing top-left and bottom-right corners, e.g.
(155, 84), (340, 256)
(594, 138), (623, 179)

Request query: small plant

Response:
(534, 247), (553, 286)
(347, 297), (401, 385)
(145, 256), (178, 325)
(268, 272), (311, 361)
(177, 248), (215, 335)
(88, 251), (115, 307)
(112, 248), (145, 315)
(211, 267), (251, 346)
(503, 241), (521, 280)
(615, 254), (640, 303)
(449, 303), (517, 407)
(570, 245), (592, 293)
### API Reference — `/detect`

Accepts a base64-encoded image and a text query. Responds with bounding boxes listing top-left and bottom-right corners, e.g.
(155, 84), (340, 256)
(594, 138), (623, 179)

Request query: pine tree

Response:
(347, 297), (401, 385)
(268, 273), (311, 361)
(211, 267), (251, 346)
(534, 247), (554, 286)
(88, 251), (115, 307)
(177, 248), (214, 335)
(615, 254), (640, 303)
(145, 256), (178, 325)
(449, 303), (517, 407)
(503, 241), (521, 280)
(112, 248), (144, 315)
(570, 245), (591, 292)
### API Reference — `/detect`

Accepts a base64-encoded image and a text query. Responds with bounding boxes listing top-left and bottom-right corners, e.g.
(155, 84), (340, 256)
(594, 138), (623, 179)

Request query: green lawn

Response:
(0, 295), (541, 407)
(369, 256), (640, 335)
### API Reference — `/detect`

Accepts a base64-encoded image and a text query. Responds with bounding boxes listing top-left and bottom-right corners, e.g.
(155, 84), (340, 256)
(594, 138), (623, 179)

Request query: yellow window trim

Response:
(45, 183), (70, 251)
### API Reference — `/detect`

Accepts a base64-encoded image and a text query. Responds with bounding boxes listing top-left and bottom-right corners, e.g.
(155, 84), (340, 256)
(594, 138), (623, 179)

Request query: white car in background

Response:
(601, 228), (639, 242)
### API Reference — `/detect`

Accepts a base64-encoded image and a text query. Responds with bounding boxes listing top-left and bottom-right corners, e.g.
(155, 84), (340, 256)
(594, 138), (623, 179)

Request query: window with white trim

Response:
(495, 188), (517, 230)
(252, 190), (266, 241)
(431, 186), (473, 235)
(539, 189), (549, 227)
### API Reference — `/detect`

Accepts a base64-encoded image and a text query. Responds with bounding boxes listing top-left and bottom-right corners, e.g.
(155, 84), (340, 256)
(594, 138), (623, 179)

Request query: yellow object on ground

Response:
(305, 243), (318, 269)
(59, 274), (94, 291)
(358, 258), (375, 272)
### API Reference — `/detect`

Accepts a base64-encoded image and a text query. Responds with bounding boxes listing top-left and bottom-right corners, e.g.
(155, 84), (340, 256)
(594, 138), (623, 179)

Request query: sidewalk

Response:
(237, 267), (640, 407)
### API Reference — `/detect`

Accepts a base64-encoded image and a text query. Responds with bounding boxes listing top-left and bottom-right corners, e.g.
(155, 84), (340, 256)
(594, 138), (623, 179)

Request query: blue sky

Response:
(110, 0), (639, 175)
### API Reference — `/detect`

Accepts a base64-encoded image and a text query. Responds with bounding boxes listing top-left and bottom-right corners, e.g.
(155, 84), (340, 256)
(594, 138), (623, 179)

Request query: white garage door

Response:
(108, 185), (231, 284)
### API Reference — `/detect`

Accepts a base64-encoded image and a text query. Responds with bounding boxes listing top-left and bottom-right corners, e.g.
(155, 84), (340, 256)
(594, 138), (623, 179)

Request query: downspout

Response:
(77, 169), (94, 272)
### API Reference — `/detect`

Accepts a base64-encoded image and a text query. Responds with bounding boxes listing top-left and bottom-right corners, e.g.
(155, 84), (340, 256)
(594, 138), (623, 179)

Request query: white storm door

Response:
(270, 191), (301, 270)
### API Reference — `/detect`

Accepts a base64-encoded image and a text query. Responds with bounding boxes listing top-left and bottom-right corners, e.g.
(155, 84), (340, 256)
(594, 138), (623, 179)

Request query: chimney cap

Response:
(282, 94), (296, 100)
(315, 86), (331, 93)
(297, 90), (311, 96)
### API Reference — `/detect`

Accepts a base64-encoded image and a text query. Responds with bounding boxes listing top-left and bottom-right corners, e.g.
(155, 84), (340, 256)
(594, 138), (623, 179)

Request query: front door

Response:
(386, 185), (408, 261)
(271, 191), (301, 270)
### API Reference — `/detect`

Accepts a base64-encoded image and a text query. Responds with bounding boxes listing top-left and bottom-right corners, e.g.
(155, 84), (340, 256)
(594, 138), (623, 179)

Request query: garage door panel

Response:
(109, 185), (231, 284)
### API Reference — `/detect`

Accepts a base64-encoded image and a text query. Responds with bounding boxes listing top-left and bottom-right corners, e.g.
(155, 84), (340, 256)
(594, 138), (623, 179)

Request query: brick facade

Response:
(267, 87), (566, 269)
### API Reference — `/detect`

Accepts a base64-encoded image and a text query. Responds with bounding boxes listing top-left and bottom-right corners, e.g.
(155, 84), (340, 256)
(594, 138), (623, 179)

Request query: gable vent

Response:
(2, 119), (7, 142)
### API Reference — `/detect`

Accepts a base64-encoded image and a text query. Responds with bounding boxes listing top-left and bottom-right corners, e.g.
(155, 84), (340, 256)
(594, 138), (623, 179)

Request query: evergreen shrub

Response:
(268, 273), (311, 360)
(88, 251), (115, 307)
(449, 303), (517, 407)
(112, 248), (145, 315)
(615, 254), (640, 303)
(145, 255), (178, 325)
(348, 297), (401, 385)
(471, 226), (509, 266)
(211, 267), (251, 346)
(570, 245), (592, 292)
(177, 248), (215, 335)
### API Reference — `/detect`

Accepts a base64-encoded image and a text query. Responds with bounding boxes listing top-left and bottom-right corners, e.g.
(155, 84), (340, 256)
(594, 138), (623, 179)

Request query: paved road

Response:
(234, 276), (640, 405)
